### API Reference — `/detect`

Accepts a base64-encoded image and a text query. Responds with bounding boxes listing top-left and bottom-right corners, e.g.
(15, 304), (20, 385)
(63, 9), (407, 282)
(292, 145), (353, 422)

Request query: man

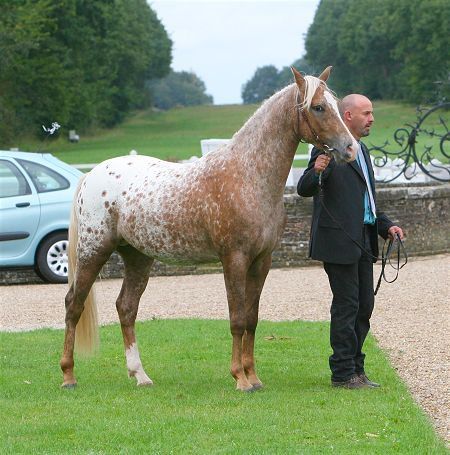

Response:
(297, 94), (404, 389)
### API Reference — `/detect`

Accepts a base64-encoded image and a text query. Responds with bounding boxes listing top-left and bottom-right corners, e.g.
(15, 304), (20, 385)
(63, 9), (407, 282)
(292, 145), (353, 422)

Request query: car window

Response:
(0, 160), (32, 198)
(17, 159), (69, 193)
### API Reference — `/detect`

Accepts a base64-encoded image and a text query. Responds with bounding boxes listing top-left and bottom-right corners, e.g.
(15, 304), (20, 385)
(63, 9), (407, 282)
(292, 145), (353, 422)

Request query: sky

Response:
(150, 0), (320, 105)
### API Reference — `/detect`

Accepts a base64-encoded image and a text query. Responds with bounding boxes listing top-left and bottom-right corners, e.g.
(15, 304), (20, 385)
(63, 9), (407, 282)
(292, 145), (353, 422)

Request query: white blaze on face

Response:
(324, 91), (358, 157)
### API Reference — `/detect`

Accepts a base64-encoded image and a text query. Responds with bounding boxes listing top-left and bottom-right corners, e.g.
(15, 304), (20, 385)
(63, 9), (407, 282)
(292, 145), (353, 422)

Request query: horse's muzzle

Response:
(332, 146), (355, 164)
(344, 142), (357, 162)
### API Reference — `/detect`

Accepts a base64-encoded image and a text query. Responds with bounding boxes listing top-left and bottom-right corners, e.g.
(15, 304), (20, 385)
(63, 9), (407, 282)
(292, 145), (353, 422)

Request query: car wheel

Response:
(35, 232), (69, 284)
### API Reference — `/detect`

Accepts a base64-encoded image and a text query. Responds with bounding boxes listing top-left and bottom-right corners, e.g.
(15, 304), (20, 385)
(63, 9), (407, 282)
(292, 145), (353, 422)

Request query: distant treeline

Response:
(243, 0), (449, 104)
(0, 0), (212, 144)
(242, 58), (314, 105)
(149, 70), (213, 111)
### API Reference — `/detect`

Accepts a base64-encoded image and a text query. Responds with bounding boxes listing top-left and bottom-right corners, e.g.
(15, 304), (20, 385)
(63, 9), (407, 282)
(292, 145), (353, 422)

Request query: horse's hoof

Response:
(137, 380), (154, 387)
(238, 383), (263, 393)
(244, 387), (256, 393)
(251, 382), (264, 391)
(236, 383), (254, 393)
(61, 382), (77, 389)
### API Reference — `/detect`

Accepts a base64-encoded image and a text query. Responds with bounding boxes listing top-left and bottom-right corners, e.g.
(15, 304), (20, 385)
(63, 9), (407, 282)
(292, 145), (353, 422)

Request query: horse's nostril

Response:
(344, 147), (353, 161)
(346, 144), (356, 160)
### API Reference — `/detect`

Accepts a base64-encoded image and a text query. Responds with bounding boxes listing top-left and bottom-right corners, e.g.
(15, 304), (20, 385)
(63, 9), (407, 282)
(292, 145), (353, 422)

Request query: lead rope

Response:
(317, 169), (407, 295)
(374, 234), (408, 295)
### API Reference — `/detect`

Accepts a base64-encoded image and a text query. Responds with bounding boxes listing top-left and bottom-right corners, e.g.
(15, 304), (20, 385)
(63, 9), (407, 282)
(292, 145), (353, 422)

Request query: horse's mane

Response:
(297, 75), (337, 110)
(298, 76), (323, 110)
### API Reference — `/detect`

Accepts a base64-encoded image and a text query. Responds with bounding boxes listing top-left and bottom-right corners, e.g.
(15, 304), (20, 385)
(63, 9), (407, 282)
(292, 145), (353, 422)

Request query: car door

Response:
(0, 159), (41, 261)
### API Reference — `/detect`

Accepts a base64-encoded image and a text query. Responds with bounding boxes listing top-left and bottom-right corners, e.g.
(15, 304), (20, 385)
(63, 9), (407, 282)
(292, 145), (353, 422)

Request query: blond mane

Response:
(297, 75), (327, 110)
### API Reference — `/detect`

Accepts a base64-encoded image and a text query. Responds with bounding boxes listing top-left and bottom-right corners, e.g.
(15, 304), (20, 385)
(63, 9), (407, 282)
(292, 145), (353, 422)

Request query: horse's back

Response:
(77, 155), (219, 264)
(76, 151), (285, 265)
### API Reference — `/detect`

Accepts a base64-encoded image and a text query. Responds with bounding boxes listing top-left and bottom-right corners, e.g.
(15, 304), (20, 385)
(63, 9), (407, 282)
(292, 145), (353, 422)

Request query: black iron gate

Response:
(367, 100), (449, 183)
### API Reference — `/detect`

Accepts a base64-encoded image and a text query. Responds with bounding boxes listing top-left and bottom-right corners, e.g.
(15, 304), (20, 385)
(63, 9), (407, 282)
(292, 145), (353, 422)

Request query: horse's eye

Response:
(312, 105), (324, 112)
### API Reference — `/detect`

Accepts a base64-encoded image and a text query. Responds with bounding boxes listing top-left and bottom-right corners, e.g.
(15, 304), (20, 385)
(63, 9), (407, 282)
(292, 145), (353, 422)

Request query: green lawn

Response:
(0, 319), (446, 454)
(11, 100), (448, 171)
(18, 104), (266, 164)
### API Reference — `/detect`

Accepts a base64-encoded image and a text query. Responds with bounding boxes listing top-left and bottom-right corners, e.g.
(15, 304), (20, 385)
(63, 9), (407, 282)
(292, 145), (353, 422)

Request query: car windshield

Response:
(18, 159), (69, 193)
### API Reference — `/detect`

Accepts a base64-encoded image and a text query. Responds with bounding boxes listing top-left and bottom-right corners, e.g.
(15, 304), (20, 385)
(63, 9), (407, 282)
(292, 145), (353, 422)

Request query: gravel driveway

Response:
(1, 254), (448, 443)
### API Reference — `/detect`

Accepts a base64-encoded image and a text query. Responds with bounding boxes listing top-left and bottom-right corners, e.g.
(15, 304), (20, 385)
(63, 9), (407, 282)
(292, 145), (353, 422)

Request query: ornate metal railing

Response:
(367, 100), (449, 183)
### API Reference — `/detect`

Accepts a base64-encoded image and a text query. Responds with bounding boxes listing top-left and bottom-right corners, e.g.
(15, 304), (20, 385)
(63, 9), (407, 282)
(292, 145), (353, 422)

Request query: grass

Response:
(14, 100), (448, 170)
(0, 319), (447, 454)
(17, 104), (268, 165)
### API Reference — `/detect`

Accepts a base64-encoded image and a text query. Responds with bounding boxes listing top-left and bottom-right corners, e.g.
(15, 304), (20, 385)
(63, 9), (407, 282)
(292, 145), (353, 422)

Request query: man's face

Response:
(348, 99), (374, 139)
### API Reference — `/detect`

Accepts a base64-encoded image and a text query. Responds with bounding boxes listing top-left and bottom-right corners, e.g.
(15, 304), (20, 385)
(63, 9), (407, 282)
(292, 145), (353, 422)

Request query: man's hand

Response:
(314, 154), (332, 175)
(388, 225), (404, 240)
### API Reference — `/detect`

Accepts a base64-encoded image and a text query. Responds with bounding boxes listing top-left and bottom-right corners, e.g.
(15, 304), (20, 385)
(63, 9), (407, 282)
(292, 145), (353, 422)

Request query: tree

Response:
(0, 0), (172, 144)
(241, 59), (318, 104)
(149, 70), (213, 110)
(304, 0), (450, 102)
(0, 0), (70, 141)
(304, 0), (352, 96)
(98, 0), (172, 123)
(390, 0), (450, 102)
(241, 65), (280, 104)
(278, 58), (317, 88)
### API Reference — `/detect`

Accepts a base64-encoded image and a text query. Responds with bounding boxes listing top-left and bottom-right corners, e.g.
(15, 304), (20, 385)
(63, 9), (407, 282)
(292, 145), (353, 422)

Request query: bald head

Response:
(339, 94), (374, 140)
(340, 94), (372, 114)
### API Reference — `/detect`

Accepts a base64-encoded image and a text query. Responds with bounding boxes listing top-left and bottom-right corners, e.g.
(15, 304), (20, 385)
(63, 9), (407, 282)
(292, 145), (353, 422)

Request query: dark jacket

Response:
(297, 143), (394, 264)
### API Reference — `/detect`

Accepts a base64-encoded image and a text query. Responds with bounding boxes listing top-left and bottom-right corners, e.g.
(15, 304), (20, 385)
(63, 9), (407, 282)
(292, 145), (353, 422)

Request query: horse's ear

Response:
(318, 66), (332, 82)
(291, 66), (304, 87)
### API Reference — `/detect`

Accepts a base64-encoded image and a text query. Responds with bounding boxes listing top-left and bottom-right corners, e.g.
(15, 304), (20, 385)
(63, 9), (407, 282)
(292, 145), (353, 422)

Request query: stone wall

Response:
(1, 183), (448, 284)
(276, 182), (450, 267)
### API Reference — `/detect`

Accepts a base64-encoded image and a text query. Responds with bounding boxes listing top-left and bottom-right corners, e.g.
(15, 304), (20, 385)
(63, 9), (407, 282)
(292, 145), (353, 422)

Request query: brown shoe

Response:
(358, 373), (380, 388)
(331, 374), (369, 389)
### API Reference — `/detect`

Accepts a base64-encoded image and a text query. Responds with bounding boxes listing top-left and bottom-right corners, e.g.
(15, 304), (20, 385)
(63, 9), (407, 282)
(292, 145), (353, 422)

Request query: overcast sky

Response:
(150, 0), (320, 104)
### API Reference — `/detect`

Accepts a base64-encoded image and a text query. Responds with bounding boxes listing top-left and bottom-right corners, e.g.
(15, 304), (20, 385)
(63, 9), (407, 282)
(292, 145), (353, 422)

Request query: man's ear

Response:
(318, 66), (332, 82)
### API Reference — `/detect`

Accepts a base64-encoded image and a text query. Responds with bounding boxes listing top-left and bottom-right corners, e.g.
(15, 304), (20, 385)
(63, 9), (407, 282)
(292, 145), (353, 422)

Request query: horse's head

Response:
(292, 66), (358, 163)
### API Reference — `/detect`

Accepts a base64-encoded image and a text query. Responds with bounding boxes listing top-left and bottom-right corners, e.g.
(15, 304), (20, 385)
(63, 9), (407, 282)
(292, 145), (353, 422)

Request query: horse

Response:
(60, 66), (358, 391)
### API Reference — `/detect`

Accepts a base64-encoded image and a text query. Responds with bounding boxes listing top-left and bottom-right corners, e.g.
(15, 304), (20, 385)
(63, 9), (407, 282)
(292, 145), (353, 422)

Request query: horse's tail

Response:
(68, 175), (99, 355)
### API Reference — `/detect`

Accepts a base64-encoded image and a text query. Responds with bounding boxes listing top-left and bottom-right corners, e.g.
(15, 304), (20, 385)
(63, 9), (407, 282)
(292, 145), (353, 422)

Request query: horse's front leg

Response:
(222, 251), (254, 392)
(242, 254), (272, 390)
(116, 246), (154, 386)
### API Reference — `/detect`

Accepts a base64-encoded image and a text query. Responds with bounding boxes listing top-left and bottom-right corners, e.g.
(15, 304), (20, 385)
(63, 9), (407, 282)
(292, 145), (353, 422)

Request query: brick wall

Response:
(1, 183), (448, 284)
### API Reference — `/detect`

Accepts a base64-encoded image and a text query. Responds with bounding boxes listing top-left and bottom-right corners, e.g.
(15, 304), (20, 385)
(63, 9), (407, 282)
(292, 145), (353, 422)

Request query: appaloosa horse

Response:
(60, 67), (357, 391)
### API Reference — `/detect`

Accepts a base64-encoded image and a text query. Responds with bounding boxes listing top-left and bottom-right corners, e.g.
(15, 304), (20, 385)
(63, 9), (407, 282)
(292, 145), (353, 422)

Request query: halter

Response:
(295, 89), (334, 154)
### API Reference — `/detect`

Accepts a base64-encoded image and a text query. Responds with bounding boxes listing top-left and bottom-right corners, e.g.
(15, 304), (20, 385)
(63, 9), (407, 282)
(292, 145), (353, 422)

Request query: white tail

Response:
(68, 176), (99, 355)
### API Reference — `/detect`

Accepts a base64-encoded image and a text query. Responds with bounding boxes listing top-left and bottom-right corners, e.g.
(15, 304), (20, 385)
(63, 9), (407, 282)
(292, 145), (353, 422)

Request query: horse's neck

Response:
(230, 85), (299, 198)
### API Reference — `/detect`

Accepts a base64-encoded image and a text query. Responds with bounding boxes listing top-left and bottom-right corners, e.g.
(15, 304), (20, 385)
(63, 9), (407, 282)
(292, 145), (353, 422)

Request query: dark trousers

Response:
(323, 226), (375, 382)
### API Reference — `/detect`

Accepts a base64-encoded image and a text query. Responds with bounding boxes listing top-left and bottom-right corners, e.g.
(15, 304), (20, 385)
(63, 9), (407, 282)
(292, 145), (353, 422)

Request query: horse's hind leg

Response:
(242, 254), (272, 390)
(61, 249), (112, 387)
(115, 245), (154, 386)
